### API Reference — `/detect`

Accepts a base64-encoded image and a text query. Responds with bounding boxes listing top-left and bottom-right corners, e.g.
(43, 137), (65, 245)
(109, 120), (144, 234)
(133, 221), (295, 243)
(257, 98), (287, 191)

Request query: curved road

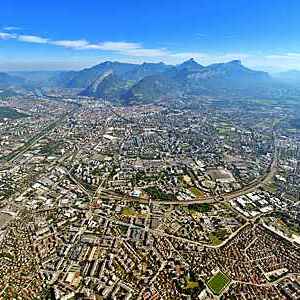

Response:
(97, 139), (278, 206)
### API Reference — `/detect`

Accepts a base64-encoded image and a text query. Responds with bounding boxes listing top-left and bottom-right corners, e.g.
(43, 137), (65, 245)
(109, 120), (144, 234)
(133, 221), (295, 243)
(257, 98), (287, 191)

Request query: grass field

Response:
(122, 207), (138, 217)
(190, 186), (205, 198)
(207, 271), (230, 295)
(121, 207), (147, 218)
(208, 233), (221, 246)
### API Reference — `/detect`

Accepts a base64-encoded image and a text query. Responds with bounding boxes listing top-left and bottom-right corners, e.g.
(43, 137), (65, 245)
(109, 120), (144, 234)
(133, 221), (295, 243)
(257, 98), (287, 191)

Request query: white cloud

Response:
(50, 39), (90, 49)
(0, 28), (172, 59)
(48, 39), (169, 58)
(48, 39), (143, 52)
(0, 32), (16, 40)
(92, 41), (142, 51)
(18, 35), (49, 44)
(3, 26), (21, 31)
(286, 53), (300, 57)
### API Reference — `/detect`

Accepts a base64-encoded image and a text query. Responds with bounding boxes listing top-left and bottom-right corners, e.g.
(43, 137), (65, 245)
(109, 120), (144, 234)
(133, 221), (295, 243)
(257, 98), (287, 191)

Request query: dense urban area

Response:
(0, 59), (300, 300)
(3, 0), (300, 298)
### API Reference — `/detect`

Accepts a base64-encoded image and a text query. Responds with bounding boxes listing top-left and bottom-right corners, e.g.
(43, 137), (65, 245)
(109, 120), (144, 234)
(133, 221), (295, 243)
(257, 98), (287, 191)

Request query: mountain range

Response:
(1, 59), (300, 105)
(273, 70), (300, 86)
(0, 72), (25, 89)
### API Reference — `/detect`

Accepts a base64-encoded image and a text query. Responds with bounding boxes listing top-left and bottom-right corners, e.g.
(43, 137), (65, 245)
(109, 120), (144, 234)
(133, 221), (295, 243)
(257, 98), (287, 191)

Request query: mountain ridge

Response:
(1, 59), (299, 105)
(78, 58), (273, 104)
(0, 72), (25, 88)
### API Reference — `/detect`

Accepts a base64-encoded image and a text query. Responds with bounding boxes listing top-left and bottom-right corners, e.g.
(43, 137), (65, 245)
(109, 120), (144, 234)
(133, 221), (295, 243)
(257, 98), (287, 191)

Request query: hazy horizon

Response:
(1, 58), (286, 74)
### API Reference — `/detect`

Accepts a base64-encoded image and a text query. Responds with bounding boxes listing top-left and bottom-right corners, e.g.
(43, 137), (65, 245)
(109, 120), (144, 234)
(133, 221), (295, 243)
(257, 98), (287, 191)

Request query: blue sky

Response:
(1, 0), (300, 72)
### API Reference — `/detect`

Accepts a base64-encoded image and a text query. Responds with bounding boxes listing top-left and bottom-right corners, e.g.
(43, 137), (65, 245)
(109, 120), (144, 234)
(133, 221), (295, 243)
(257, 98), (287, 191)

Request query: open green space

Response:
(188, 203), (211, 213)
(207, 271), (230, 295)
(122, 207), (138, 217)
(190, 186), (205, 198)
(0, 251), (14, 260)
(208, 233), (221, 246)
(0, 106), (28, 119)
(40, 140), (64, 155)
(208, 229), (229, 245)
(121, 207), (147, 218)
(144, 186), (174, 201)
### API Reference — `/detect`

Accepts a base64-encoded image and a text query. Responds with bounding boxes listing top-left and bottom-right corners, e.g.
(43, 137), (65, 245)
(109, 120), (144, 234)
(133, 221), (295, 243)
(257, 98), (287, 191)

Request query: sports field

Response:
(207, 271), (230, 295)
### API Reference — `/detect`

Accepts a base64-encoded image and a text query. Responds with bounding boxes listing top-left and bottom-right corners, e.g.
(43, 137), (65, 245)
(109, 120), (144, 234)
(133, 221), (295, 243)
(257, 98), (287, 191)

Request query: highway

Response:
(0, 106), (79, 164)
(98, 154), (277, 206)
